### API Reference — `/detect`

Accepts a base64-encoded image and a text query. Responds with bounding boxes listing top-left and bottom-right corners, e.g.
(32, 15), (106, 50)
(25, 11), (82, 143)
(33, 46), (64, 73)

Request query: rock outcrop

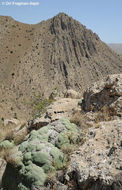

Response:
(82, 74), (122, 118)
(66, 120), (122, 190)
(66, 74), (122, 190)
(44, 98), (80, 122)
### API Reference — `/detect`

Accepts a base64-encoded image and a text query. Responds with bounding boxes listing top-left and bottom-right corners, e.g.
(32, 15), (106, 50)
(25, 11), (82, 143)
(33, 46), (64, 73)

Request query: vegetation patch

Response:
(1, 119), (79, 190)
(31, 94), (54, 118)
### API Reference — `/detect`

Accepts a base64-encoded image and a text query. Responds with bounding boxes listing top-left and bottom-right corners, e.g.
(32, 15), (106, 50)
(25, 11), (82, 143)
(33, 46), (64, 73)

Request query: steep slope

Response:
(0, 13), (122, 120)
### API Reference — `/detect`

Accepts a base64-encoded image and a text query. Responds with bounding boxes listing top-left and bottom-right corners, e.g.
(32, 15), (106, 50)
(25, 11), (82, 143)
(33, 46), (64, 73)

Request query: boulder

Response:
(82, 74), (122, 115)
(44, 98), (80, 122)
(3, 118), (26, 136)
(4, 118), (20, 127)
(66, 119), (122, 189)
(27, 117), (50, 132)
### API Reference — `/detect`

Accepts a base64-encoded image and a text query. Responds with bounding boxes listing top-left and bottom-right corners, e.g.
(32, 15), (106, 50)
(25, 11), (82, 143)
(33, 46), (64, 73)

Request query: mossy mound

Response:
(0, 140), (14, 150)
(2, 118), (79, 190)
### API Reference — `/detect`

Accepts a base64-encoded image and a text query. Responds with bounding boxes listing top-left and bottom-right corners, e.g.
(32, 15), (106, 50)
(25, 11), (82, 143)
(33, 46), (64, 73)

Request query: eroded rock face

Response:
(66, 120), (122, 190)
(82, 74), (122, 116)
(2, 119), (79, 190)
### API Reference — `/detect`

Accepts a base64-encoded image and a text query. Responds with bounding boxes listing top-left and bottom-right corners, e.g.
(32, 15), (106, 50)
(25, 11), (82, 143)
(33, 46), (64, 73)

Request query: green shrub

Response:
(32, 95), (54, 117)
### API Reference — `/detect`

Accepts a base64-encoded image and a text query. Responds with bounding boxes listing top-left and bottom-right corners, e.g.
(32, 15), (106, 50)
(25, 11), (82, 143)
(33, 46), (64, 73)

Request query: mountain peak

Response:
(55, 12), (70, 18)
(49, 12), (84, 35)
(50, 12), (73, 25)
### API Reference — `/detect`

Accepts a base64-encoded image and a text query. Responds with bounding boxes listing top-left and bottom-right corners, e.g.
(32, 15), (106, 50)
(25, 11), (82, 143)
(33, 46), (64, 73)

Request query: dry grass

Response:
(70, 111), (93, 131)
(95, 105), (117, 123)
(0, 148), (20, 168)
(0, 130), (27, 169)
(0, 120), (27, 169)
(70, 105), (117, 130)
(4, 149), (19, 167)
(0, 122), (27, 145)
(0, 125), (27, 168)
(13, 127), (27, 145)
(0, 126), (14, 143)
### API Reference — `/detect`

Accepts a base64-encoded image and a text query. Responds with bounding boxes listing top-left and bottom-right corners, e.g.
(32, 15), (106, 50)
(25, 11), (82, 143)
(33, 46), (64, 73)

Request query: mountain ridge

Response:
(0, 13), (122, 120)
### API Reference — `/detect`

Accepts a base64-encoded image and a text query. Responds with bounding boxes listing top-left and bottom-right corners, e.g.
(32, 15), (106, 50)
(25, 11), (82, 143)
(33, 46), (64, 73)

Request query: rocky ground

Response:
(0, 74), (121, 190)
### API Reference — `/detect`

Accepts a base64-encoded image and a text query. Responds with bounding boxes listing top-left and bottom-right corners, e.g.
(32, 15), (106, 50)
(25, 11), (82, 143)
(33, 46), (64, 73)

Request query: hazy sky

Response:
(0, 0), (122, 43)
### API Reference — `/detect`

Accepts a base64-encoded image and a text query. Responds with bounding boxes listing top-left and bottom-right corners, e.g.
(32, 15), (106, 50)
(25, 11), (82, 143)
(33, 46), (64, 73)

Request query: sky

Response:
(0, 0), (122, 43)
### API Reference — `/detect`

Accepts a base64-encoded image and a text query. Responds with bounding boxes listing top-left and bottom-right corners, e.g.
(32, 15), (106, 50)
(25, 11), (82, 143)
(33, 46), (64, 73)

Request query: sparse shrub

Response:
(61, 144), (76, 156)
(12, 25), (16, 28)
(70, 105), (118, 132)
(10, 50), (13, 54)
(0, 126), (14, 143)
(26, 29), (32, 33)
(94, 105), (117, 123)
(32, 95), (54, 117)
(14, 113), (17, 119)
(0, 118), (4, 127)
(11, 73), (15, 77)
(11, 107), (13, 111)
(70, 111), (91, 130)
(49, 87), (59, 100)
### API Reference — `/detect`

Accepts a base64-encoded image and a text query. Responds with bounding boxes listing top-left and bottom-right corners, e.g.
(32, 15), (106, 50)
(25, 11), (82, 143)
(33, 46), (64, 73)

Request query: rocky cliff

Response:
(0, 13), (122, 120)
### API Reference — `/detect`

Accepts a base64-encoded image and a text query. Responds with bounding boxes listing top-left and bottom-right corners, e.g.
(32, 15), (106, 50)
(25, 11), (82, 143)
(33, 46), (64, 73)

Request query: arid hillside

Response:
(0, 13), (122, 120)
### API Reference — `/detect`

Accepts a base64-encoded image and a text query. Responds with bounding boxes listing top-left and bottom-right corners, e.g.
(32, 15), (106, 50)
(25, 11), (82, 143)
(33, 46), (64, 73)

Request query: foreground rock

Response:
(82, 74), (122, 116)
(65, 74), (122, 189)
(66, 119), (122, 189)
(2, 119), (79, 190)
(45, 98), (80, 122)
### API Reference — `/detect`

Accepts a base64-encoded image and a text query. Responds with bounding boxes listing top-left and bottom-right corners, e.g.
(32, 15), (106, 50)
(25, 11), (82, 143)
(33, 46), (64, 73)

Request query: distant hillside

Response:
(108, 43), (122, 55)
(0, 13), (122, 120)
